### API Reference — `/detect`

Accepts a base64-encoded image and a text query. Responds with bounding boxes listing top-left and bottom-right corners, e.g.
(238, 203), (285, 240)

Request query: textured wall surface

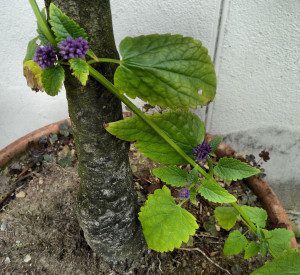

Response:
(1, 1), (300, 232)
(205, 0), (300, 233)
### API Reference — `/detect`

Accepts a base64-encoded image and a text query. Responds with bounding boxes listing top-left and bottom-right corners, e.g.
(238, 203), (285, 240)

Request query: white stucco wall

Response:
(1, 1), (300, 232)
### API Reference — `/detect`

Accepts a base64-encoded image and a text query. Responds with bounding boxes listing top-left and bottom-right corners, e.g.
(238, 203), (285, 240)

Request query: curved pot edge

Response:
(0, 118), (297, 249)
(205, 133), (298, 249)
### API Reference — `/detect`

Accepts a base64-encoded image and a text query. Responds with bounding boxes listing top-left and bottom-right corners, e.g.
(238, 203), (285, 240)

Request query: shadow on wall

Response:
(223, 126), (300, 236)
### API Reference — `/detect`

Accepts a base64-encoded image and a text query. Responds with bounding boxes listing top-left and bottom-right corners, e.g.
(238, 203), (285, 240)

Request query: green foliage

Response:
(223, 230), (248, 255)
(115, 34), (216, 109)
(251, 251), (300, 275)
(188, 167), (198, 185)
(214, 157), (260, 181)
(244, 242), (260, 259)
(41, 65), (65, 96)
(263, 228), (294, 258)
(214, 206), (239, 230)
(58, 146), (75, 167)
(189, 187), (197, 204)
(37, 8), (52, 46)
(152, 166), (188, 187)
(197, 178), (236, 203)
(49, 3), (88, 43)
(23, 37), (39, 63)
(241, 206), (268, 228)
(106, 110), (205, 165)
(69, 58), (89, 85)
(138, 186), (198, 252)
(209, 135), (222, 153)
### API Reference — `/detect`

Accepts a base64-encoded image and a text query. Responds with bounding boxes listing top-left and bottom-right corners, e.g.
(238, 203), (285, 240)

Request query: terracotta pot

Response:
(0, 116), (297, 249)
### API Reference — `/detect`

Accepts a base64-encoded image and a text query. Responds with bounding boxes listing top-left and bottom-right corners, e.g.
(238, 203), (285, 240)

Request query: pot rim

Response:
(0, 116), (297, 249)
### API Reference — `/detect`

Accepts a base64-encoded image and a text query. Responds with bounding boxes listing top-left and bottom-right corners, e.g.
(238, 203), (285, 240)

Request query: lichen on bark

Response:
(44, 0), (146, 269)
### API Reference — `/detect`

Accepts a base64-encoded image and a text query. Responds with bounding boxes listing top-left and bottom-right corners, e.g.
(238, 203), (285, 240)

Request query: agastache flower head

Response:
(180, 188), (190, 199)
(58, 37), (89, 59)
(193, 141), (212, 161)
(33, 46), (57, 69)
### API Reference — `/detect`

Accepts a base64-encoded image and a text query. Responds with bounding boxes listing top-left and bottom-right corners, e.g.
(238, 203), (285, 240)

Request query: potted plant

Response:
(2, 0), (298, 273)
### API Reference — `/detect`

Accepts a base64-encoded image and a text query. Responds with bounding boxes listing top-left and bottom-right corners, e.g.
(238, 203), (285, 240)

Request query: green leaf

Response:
(69, 58), (89, 85)
(153, 166), (188, 187)
(49, 3), (88, 43)
(23, 60), (44, 92)
(244, 242), (260, 259)
(189, 187), (197, 204)
(138, 186), (199, 252)
(223, 230), (247, 255)
(115, 34), (216, 109)
(37, 8), (52, 46)
(106, 110), (205, 165)
(188, 167), (198, 185)
(209, 135), (222, 153)
(241, 206), (268, 228)
(260, 241), (269, 257)
(251, 251), (300, 275)
(214, 207), (239, 230)
(263, 228), (294, 258)
(41, 65), (65, 96)
(23, 37), (39, 64)
(198, 179), (236, 203)
(214, 157), (260, 181)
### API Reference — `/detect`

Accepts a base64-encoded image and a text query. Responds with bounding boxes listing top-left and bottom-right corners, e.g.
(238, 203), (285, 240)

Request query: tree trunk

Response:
(45, 0), (145, 270)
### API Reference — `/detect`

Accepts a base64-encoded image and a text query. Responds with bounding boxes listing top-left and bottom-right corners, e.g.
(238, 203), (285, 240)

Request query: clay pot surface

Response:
(0, 117), (297, 249)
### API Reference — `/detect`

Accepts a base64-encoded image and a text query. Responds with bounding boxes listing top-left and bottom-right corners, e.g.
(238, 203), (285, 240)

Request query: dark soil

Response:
(0, 129), (272, 274)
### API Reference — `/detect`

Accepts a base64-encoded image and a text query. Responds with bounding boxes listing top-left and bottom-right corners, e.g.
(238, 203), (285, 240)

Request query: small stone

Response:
(4, 257), (10, 264)
(16, 191), (26, 198)
(215, 225), (221, 231)
(24, 254), (31, 263)
(1, 222), (7, 231)
(38, 178), (43, 185)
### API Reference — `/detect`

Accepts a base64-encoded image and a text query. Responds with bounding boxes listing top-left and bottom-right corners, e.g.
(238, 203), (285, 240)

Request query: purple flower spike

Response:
(58, 37), (89, 60)
(33, 46), (57, 69)
(193, 141), (212, 161)
(180, 188), (190, 199)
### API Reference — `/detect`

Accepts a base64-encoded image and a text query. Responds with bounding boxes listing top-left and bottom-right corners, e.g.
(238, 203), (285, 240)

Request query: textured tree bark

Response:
(45, 0), (146, 269)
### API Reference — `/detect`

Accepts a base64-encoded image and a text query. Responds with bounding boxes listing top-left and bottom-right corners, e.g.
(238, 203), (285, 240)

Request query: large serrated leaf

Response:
(197, 179), (236, 203)
(37, 8), (52, 46)
(241, 206), (268, 228)
(214, 207), (239, 230)
(49, 3), (88, 43)
(106, 110), (205, 165)
(41, 65), (65, 96)
(69, 58), (89, 85)
(223, 230), (248, 255)
(251, 251), (300, 275)
(263, 228), (294, 258)
(138, 186), (198, 252)
(115, 34), (216, 109)
(214, 157), (260, 181)
(153, 166), (188, 187)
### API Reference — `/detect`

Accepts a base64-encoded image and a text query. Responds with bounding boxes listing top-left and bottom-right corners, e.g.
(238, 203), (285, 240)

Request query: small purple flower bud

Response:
(58, 36), (89, 60)
(33, 45), (57, 69)
(193, 141), (212, 161)
(180, 188), (190, 199)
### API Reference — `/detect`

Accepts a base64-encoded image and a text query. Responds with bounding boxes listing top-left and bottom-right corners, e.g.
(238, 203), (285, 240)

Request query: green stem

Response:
(87, 58), (121, 65)
(178, 199), (188, 207)
(207, 156), (214, 177)
(232, 202), (257, 233)
(88, 65), (210, 179)
(28, 0), (57, 46)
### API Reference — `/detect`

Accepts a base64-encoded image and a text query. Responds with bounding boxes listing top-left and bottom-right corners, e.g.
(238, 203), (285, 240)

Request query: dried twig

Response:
(179, 247), (232, 275)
